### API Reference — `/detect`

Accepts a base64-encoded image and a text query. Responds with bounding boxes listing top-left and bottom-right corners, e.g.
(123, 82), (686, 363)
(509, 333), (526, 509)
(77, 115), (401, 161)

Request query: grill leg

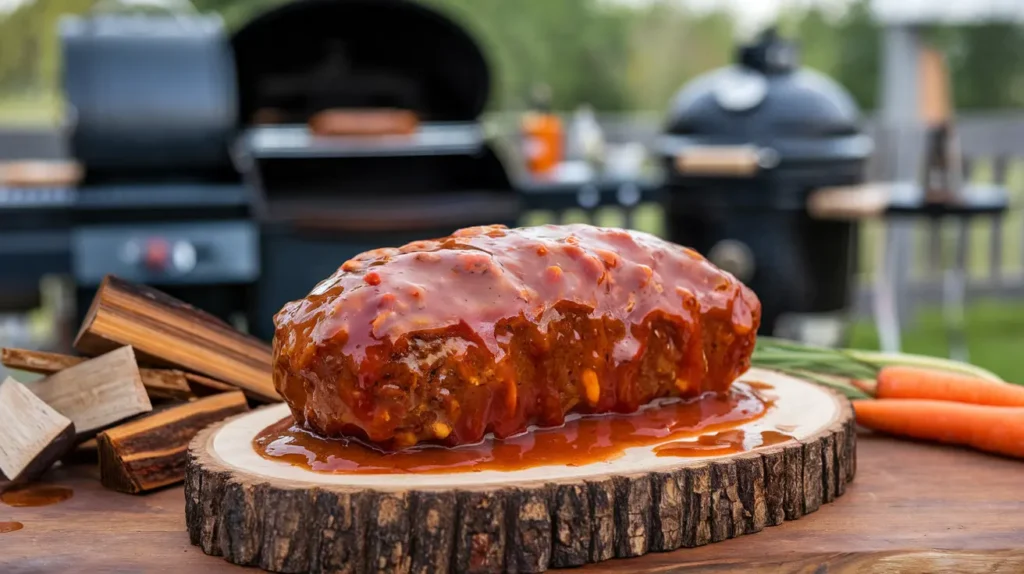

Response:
(943, 218), (969, 362)
(873, 219), (903, 354)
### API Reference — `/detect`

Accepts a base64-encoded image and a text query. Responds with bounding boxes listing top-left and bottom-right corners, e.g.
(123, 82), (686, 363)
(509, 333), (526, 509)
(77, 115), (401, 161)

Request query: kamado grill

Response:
(658, 30), (873, 344)
(230, 0), (521, 340)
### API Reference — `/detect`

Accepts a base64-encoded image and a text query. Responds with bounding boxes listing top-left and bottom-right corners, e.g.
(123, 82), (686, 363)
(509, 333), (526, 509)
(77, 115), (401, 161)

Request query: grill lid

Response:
(663, 29), (863, 145)
(60, 12), (238, 180)
(232, 0), (490, 125)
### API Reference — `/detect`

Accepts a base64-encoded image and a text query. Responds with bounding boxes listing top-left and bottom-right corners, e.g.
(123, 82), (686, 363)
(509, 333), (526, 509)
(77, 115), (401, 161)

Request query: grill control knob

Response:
(143, 238), (171, 271)
(171, 240), (198, 274)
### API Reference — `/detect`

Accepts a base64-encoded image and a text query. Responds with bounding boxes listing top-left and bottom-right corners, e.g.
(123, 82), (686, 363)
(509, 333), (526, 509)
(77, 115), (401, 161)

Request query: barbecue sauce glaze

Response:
(273, 224), (761, 449)
(254, 382), (783, 474)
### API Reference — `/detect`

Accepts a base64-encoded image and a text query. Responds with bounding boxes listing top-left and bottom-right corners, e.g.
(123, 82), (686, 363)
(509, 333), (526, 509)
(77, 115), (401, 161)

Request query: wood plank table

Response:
(2, 433), (1022, 574)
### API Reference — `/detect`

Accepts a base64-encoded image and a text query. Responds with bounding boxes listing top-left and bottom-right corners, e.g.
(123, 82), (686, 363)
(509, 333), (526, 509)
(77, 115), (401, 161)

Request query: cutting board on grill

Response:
(3, 432), (1023, 573)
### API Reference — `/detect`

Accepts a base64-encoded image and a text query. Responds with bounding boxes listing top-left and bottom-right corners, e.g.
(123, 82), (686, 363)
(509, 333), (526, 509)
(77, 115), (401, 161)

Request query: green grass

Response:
(848, 299), (1024, 383)
(0, 92), (63, 126)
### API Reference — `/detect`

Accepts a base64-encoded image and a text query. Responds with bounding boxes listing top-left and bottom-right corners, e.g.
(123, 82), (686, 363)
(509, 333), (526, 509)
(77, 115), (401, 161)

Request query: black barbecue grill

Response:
(658, 30), (873, 342)
(60, 11), (258, 326)
(230, 0), (521, 340)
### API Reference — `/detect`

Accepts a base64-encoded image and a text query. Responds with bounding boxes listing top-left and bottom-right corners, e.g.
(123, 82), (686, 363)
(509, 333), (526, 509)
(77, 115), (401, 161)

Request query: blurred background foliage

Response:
(1, 0), (1024, 124)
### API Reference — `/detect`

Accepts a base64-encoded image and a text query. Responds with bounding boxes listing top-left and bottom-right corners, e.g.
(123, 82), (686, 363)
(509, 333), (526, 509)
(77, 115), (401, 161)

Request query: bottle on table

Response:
(521, 84), (564, 176)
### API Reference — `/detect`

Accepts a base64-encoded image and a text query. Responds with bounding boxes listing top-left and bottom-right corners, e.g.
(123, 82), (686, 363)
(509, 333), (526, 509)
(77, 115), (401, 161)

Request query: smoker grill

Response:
(60, 12), (258, 326)
(658, 30), (873, 343)
(231, 0), (521, 340)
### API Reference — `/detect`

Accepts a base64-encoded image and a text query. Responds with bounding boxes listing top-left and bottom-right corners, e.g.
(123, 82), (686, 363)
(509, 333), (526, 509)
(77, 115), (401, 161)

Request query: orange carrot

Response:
(852, 399), (1024, 459)
(876, 365), (1024, 406)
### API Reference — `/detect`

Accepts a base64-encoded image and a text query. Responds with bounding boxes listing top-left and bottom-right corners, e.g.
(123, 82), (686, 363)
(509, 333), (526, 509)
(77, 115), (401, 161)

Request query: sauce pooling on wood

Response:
(654, 429), (794, 458)
(1, 485), (73, 507)
(254, 383), (773, 474)
(0, 521), (23, 533)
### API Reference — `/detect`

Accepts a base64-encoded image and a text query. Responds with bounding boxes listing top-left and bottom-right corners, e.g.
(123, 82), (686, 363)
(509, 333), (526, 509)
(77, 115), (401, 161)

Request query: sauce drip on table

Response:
(654, 429), (794, 458)
(0, 521), (23, 534)
(253, 382), (775, 474)
(1, 485), (74, 508)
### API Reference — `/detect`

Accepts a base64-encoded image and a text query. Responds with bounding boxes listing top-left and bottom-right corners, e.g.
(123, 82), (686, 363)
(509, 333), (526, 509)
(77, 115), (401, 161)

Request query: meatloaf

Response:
(273, 223), (761, 449)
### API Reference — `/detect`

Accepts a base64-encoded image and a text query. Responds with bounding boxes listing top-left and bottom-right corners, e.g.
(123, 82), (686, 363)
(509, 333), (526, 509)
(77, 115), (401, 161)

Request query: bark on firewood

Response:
(97, 391), (248, 494)
(187, 392), (855, 573)
(74, 275), (278, 403)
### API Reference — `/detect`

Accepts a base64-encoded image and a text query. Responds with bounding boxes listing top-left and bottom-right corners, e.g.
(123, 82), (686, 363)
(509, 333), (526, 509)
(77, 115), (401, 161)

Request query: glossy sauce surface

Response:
(254, 383), (772, 474)
(1, 485), (74, 508)
(654, 429), (794, 458)
(273, 224), (761, 448)
(0, 521), (23, 534)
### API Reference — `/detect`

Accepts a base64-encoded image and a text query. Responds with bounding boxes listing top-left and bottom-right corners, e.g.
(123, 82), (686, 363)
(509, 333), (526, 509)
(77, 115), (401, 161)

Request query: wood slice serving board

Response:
(185, 369), (855, 574)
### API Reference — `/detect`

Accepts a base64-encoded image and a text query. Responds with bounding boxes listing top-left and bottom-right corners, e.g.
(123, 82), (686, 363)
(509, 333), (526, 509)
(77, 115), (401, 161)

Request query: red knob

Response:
(143, 238), (170, 271)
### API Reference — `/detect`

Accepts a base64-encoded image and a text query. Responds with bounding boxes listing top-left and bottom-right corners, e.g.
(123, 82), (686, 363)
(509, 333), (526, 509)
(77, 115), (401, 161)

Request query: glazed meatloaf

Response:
(273, 224), (761, 449)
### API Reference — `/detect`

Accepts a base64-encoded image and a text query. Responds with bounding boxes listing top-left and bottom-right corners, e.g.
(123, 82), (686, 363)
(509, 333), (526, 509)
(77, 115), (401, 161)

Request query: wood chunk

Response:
(138, 369), (194, 401)
(2, 347), (195, 401)
(29, 346), (152, 438)
(96, 391), (248, 494)
(74, 275), (278, 403)
(0, 377), (76, 483)
(183, 373), (238, 397)
(2, 347), (82, 373)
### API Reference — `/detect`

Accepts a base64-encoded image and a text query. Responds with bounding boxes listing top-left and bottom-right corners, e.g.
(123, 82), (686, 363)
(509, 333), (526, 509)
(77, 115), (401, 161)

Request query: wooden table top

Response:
(2, 433), (1023, 574)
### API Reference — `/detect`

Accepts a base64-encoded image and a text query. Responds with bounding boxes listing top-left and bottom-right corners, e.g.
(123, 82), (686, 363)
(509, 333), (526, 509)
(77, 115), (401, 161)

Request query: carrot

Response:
(875, 365), (1024, 406)
(852, 399), (1024, 459)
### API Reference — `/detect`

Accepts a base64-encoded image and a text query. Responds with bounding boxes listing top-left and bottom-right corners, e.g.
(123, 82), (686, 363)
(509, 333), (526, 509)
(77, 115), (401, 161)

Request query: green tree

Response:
(624, 2), (735, 111)
(832, 0), (881, 110)
(948, 23), (1024, 109)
